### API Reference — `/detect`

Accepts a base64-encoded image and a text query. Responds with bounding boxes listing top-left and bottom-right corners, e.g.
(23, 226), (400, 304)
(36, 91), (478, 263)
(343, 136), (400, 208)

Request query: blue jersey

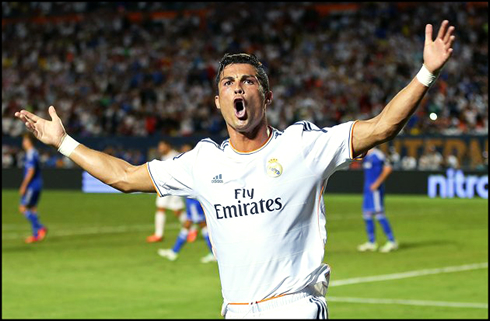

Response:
(185, 198), (206, 223)
(24, 148), (43, 190)
(362, 148), (388, 212)
(21, 148), (43, 207)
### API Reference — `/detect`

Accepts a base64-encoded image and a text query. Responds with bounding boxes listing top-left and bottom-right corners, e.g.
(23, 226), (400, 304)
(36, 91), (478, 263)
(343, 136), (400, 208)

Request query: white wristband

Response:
(416, 64), (439, 87)
(58, 134), (80, 157)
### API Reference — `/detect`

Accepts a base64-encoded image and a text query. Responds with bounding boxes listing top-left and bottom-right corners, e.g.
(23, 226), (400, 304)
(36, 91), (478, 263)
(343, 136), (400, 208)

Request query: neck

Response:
(228, 122), (270, 153)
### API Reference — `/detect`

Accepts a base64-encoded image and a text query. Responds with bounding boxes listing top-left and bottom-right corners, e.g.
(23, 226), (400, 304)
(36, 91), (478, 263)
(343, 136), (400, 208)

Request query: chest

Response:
(194, 147), (318, 219)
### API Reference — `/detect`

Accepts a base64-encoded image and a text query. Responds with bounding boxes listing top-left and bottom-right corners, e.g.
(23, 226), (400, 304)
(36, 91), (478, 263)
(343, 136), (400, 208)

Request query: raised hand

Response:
(423, 20), (456, 74)
(14, 106), (67, 149)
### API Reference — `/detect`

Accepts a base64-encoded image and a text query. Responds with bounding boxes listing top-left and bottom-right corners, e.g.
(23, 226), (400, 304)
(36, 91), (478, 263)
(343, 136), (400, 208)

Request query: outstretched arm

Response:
(15, 106), (155, 193)
(352, 20), (456, 158)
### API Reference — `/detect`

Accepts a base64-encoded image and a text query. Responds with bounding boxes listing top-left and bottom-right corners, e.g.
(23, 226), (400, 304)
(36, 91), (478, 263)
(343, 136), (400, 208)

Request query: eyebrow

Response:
(220, 74), (257, 83)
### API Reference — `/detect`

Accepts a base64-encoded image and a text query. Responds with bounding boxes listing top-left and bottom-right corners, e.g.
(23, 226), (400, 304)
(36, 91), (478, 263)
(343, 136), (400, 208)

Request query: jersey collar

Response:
(229, 126), (274, 155)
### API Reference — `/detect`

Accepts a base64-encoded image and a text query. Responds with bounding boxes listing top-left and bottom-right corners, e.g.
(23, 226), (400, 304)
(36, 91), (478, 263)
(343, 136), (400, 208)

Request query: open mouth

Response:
(234, 98), (247, 119)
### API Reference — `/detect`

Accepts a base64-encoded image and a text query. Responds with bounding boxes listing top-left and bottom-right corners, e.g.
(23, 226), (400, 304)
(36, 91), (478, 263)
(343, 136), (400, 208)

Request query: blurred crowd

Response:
(2, 2), (488, 169)
(4, 138), (487, 172)
(2, 143), (147, 169)
(381, 144), (487, 172)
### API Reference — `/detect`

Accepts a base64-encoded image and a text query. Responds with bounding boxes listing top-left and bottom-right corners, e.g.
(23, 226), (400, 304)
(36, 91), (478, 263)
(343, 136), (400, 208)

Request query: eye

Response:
(223, 80), (232, 86)
(244, 79), (254, 85)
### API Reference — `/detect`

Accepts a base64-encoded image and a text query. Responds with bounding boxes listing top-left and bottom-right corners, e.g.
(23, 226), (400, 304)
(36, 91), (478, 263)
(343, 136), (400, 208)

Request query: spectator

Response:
(387, 146), (401, 170)
(418, 145), (443, 170)
(401, 155), (417, 170)
(445, 151), (460, 169)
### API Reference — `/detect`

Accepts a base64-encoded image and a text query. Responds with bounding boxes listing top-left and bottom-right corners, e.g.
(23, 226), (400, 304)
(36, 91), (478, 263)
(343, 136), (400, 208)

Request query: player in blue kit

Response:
(19, 132), (47, 244)
(358, 148), (398, 253)
(15, 20), (455, 318)
(157, 198), (216, 263)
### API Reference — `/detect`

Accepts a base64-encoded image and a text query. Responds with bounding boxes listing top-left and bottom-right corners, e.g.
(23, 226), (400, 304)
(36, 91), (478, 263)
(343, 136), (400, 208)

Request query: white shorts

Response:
(222, 287), (328, 319)
(155, 195), (185, 211)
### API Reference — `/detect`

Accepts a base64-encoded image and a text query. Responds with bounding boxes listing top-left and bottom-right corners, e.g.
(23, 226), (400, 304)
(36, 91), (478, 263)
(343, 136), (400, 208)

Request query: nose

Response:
(234, 85), (244, 95)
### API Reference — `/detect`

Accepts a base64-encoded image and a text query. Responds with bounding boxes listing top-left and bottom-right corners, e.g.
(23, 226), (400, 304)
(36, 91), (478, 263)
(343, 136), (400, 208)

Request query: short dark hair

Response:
(158, 140), (170, 146)
(215, 53), (270, 96)
(22, 132), (36, 144)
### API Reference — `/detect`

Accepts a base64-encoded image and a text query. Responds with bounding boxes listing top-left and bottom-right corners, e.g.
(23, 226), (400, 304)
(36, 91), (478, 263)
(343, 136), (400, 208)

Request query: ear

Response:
(215, 95), (221, 110)
(265, 91), (273, 105)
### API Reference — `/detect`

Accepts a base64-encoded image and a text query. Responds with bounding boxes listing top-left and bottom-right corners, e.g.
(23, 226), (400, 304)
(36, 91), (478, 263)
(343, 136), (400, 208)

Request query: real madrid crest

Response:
(266, 158), (283, 178)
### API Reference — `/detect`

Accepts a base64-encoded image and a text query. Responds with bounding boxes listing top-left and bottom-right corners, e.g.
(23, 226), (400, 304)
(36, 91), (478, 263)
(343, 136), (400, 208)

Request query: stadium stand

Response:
(2, 2), (487, 169)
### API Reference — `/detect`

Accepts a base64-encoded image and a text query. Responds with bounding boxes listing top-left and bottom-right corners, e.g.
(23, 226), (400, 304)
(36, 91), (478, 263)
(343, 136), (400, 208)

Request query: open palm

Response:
(423, 20), (456, 74)
(14, 106), (67, 149)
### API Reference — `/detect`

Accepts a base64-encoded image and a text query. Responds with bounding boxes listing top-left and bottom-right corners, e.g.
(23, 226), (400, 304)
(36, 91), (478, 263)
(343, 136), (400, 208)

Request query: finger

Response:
(14, 111), (24, 121)
(14, 111), (29, 121)
(425, 24), (433, 46)
(436, 20), (449, 40)
(18, 113), (33, 125)
(24, 116), (40, 131)
(19, 110), (41, 123)
(444, 26), (455, 44)
(446, 35), (456, 50)
(25, 121), (35, 131)
(17, 112), (37, 126)
(447, 48), (454, 57)
(447, 47), (454, 58)
(25, 122), (39, 137)
(24, 113), (37, 124)
(48, 105), (60, 120)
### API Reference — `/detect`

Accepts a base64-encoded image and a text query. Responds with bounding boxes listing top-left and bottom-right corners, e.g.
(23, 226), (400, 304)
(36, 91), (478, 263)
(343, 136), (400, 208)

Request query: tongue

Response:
(235, 101), (246, 119)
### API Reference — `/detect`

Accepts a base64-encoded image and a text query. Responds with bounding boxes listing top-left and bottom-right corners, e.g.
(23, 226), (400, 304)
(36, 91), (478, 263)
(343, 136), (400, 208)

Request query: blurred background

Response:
(2, 2), (488, 189)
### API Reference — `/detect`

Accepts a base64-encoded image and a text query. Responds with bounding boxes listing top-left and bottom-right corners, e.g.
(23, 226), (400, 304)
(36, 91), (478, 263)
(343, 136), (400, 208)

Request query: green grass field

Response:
(2, 190), (488, 319)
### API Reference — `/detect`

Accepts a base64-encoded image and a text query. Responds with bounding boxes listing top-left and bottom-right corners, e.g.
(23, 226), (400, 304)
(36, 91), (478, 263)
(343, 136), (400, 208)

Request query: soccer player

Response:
(146, 140), (185, 243)
(158, 197), (216, 263)
(19, 132), (47, 244)
(15, 21), (455, 319)
(357, 148), (398, 253)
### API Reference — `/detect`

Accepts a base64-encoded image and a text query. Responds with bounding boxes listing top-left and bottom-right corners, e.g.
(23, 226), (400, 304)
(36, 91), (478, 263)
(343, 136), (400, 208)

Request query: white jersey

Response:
(156, 149), (184, 209)
(147, 121), (356, 304)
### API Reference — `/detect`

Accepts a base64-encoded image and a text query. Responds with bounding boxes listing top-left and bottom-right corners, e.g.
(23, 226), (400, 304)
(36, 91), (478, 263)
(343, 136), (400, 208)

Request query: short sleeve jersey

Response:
(147, 120), (357, 303)
(156, 149), (181, 201)
(24, 148), (42, 190)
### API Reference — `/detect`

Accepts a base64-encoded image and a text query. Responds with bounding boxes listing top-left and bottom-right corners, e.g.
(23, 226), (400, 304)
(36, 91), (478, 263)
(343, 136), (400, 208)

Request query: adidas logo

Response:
(211, 174), (223, 184)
